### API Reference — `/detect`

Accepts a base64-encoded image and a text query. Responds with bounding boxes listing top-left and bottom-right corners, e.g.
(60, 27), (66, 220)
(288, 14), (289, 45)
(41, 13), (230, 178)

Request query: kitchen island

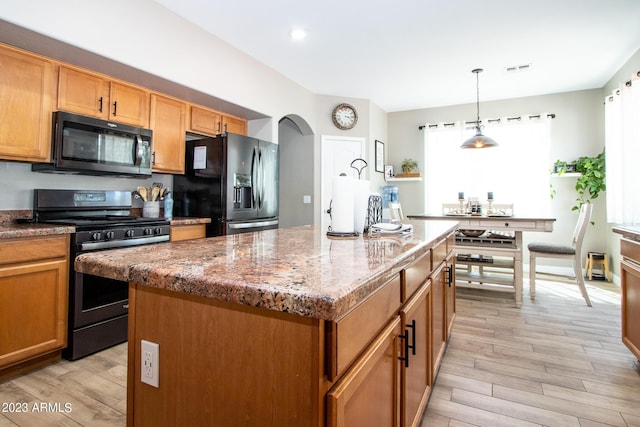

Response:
(75, 221), (458, 427)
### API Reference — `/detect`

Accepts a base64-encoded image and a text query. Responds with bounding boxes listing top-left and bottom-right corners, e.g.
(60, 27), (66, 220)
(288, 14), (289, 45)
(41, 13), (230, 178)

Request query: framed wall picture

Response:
(384, 165), (394, 179)
(375, 140), (384, 172)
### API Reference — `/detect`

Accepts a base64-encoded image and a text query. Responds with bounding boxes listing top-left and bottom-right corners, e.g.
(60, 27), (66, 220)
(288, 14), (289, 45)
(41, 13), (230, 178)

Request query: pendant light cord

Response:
(473, 68), (482, 128)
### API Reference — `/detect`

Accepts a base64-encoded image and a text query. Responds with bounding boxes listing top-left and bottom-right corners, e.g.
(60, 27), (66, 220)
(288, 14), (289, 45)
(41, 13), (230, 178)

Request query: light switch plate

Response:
(303, 195), (311, 204)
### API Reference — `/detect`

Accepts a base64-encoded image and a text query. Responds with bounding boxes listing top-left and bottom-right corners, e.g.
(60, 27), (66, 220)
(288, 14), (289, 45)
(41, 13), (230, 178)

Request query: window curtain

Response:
(424, 116), (552, 216)
(605, 72), (640, 225)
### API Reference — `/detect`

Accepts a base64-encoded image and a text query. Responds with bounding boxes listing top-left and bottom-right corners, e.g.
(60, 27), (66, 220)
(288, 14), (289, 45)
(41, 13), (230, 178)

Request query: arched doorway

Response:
(278, 115), (314, 228)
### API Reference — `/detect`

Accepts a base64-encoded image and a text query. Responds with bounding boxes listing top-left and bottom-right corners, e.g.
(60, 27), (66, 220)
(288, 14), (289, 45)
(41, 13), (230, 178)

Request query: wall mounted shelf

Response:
(550, 172), (581, 177)
(385, 177), (423, 182)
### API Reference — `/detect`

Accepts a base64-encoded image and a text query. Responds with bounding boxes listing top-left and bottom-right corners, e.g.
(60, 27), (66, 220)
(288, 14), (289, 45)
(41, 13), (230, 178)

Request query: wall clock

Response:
(331, 103), (358, 130)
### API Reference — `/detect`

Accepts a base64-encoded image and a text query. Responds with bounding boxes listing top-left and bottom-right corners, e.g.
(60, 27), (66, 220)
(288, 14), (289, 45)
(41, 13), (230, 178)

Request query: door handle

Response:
(398, 330), (410, 368)
(112, 101), (117, 116)
(406, 319), (416, 355)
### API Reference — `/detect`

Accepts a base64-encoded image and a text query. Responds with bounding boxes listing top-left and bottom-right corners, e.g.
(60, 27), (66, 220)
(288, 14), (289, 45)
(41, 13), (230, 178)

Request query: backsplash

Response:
(0, 161), (173, 210)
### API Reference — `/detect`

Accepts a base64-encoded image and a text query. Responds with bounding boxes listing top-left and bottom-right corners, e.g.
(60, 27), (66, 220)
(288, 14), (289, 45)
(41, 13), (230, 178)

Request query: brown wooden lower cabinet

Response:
(327, 317), (401, 427)
(0, 235), (69, 378)
(127, 234), (455, 426)
(400, 281), (432, 427)
(170, 224), (207, 241)
(620, 238), (640, 360)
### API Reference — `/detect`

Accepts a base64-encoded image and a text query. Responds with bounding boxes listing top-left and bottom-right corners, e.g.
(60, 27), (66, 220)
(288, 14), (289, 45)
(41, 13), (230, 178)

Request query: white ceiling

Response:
(155, 0), (640, 112)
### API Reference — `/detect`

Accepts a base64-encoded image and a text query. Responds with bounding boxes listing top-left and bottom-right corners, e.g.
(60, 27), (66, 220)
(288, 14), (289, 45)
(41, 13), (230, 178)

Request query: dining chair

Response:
(528, 203), (592, 306)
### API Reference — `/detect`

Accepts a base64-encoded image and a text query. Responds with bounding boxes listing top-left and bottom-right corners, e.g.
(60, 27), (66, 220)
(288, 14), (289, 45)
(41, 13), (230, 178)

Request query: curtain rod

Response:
(418, 113), (556, 130)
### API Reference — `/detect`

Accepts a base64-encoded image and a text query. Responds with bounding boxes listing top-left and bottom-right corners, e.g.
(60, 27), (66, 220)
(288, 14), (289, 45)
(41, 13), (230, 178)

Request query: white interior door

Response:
(320, 135), (366, 233)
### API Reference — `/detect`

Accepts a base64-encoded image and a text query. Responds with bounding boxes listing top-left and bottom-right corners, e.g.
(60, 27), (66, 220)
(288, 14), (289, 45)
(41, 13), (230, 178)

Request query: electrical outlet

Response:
(141, 340), (159, 387)
(303, 195), (311, 204)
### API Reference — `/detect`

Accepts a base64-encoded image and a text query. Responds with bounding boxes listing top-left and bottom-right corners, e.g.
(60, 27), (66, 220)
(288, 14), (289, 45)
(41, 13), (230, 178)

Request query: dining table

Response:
(408, 212), (556, 307)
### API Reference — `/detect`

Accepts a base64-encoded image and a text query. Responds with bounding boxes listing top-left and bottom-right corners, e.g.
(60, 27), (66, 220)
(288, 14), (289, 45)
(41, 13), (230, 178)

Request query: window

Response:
(605, 73), (640, 225)
(424, 117), (552, 216)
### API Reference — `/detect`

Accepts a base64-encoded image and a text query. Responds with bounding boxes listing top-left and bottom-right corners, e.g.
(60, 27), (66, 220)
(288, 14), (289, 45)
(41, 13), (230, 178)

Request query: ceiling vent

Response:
(505, 64), (531, 73)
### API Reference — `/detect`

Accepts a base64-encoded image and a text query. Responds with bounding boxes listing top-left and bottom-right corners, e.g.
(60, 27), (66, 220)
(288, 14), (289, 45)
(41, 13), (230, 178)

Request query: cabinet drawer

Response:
(402, 250), (431, 301)
(622, 238), (640, 263)
(432, 238), (447, 268)
(327, 274), (401, 380)
(480, 220), (537, 230)
(0, 235), (69, 266)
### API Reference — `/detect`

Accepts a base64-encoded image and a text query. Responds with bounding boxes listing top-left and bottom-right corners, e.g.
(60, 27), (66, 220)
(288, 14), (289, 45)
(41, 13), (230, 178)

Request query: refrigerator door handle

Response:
(251, 146), (258, 208)
(258, 147), (264, 209)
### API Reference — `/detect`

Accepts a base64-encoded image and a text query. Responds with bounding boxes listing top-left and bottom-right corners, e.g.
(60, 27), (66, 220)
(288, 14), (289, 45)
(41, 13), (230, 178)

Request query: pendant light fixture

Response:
(461, 68), (498, 149)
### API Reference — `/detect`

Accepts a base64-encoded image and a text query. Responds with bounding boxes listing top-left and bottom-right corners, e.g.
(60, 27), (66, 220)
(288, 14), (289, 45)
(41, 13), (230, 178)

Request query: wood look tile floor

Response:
(1, 279), (638, 426)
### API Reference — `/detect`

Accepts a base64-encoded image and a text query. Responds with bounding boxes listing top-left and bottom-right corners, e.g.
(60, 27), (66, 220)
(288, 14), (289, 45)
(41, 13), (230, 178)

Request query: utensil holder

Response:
(143, 201), (160, 218)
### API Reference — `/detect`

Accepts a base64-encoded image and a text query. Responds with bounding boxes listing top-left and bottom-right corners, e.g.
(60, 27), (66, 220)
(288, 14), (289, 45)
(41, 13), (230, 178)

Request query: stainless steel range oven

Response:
(34, 189), (170, 360)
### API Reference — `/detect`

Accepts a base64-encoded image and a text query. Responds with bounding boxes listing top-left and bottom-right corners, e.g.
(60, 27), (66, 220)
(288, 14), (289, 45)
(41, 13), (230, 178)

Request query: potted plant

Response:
(401, 158), (419, 175)
(573, 150), (606, 211)
(551, 149), (606, 214)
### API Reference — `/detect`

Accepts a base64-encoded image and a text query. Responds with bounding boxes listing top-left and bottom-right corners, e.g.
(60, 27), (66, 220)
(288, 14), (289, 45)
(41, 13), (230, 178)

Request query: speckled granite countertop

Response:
(0, 210), (209, 239)
(0, 210), (74, 239)
(75, 220), (457, 320)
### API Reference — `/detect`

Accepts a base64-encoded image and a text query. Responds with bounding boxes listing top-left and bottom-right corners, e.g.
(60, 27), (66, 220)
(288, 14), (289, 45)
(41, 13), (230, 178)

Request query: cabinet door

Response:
(327, 316), (401, 427)
(109, 82), (149, 127)
(190, 106), (221, 136)
(431, 263), (446, 378)
(222, 115), (247, 135)
(150, 94), (186, 174)
(0, 44), (55, 162)
(57, 65), (109, 119)
(0, 259), (68, 369)
(621, 258), (640, 360)
(400, 282), (431, 427)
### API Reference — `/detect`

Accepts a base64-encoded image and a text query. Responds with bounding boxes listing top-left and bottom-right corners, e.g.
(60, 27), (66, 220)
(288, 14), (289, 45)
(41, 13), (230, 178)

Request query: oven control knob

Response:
(154, 227), (163, 235)
(91, 232), (102, 241)
(104, 231), (115, 240)
(125, 229), (135, 238)
(144, 228), (153, 236)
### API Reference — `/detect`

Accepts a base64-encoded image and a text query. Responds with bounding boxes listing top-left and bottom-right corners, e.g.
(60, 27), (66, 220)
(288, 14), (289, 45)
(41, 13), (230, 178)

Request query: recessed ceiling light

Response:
(290, 28), (307, 40)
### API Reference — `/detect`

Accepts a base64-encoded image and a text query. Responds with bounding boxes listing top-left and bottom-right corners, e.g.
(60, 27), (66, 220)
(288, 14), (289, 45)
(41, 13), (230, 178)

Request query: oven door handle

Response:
(78, 235), (169, 251)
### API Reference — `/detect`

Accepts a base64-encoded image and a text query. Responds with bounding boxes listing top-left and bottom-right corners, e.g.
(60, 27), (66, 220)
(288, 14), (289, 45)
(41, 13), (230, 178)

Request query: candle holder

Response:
(487, 199), (494, 215)
(458, 198), (466, 214)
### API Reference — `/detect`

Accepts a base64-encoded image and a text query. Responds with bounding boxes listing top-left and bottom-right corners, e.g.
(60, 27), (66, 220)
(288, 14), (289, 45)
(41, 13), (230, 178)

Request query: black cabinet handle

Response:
(98, 96), (103, 112)
(398, 331), (409, 368)
(446, 265), (453, 287)
(406, 319), (416, 355)
(113, 101), (118, 116)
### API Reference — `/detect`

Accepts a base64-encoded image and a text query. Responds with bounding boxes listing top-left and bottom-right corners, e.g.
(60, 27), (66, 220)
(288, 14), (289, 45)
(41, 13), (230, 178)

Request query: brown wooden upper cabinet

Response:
(222, 114), (248, 135)
(189, 105), (221, 136)
(58, 65), (150, 128)
(150, 94), (186, 174)
(189, 105), (247, 136)
(0, 43), (55, 162)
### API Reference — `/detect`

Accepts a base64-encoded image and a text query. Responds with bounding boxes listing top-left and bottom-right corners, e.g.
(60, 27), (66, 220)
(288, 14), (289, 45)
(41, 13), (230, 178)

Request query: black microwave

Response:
(33, 111), (153, 177)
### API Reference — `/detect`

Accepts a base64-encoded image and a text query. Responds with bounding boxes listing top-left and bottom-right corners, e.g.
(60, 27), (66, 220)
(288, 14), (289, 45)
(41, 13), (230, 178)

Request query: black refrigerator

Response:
(173, 132), (279, 237)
